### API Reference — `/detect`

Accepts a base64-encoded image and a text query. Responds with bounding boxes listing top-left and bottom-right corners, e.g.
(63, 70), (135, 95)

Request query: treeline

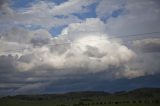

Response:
(57, 99), (160, 106)
(1, 88), (160, 102)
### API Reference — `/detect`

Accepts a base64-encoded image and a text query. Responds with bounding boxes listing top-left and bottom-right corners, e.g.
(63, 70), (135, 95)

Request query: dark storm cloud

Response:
(155, 0), (160, 5)
(0, 55), (17, 73)
(33, 73), (160, 93)
(0, 54), (53, 96)
(0, 0), (12, 15)
(0, 52), (130, 96)
(0, 55), (26, 83)
(142, 44), (160, 53)
(0, 0), (9, 9)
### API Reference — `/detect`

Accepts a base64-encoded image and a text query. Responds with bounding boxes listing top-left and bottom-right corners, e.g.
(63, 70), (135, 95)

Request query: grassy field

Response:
(0, 98), (159, 106)
(0, 88), (160, 106)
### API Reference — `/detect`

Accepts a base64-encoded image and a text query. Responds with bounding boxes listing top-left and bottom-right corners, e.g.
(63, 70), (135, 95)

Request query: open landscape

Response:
(0, 0), (160, 106)
(0, 88), (160, 106)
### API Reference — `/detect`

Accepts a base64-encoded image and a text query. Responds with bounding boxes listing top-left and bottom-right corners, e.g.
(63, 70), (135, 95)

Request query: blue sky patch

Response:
(51, 0), (68, 5)
(100, 8), (125, 22)
(49, 25), (67, 37)
(54, 15), (68, 19)
(111, 9), (124, 18)
(11, 0), (68, 9)
(11, 0), (36, 9)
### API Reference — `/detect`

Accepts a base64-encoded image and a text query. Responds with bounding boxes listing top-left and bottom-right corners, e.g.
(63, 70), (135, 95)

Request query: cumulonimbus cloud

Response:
(1, 0), (160, 95)
(0, 18), (136, 78)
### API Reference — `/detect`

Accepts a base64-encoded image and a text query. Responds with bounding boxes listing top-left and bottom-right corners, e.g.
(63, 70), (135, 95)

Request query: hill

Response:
(0, 88), (160, 106)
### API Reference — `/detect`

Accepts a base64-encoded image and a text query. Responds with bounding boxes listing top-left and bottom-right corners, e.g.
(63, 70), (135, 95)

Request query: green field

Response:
(0, 88), (160, 106)
(0, 97), (159, 106)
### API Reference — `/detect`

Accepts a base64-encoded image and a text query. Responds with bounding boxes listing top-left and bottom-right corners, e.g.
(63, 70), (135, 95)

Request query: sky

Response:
(0, 0), (160, 96)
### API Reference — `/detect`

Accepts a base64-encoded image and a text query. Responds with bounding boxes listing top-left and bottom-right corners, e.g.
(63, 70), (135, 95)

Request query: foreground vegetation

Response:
(0, 88), (160, 106)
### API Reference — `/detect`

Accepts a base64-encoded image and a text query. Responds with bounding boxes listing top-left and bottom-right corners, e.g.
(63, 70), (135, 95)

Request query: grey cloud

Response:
(18, 54), (34, 63)
(97, 0), (160, 36)
(96, 0), (125, 19)
(133, 38), (160, 53)
(84, 46), (105, 58)
(1, 27), (31, 43)
(0, 55), (18, 73)
(0, 55), (53, 95)
(0, 0), (97, 30)
(95, 0), (160, 79)
(30, 38), (49, 46)
(15, 82), (50, 94)
(0, 0), (13, 15)
(126, 52), (160, 77)
(30, 29), (52, 46)
(0, 27), (53, 48)
(0, 0), (9, 9)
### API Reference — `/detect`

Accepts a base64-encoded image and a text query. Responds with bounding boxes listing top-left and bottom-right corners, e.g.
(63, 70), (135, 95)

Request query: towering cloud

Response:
(0, 18), (135, 73)
(0, 18), (137, 94)
(0, 0), (160, 96)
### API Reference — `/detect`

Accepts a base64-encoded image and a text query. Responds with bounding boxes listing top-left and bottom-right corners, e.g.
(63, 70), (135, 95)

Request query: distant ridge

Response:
(1, 87), (160, 100)
(0, 88), (160, 106)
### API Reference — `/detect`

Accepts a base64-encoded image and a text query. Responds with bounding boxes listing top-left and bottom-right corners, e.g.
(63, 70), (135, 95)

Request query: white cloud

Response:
(95, 0), (160, 79)
(0, 0), (98, 29)
(63, 18), (106, 41)
(51, 0), (96, 16)
(96, 0), (160, 35)
(115, 65), (145, 79)
(0, 18), (136, 79)
(96, 0), (125, 18)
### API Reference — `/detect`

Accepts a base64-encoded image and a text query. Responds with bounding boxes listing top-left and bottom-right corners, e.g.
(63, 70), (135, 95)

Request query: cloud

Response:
(96, 0), (125, 19)
(0, 55), (17, 73)
(133, 38), (160, 53)
(30, 18), (135, 74)
(0, 0), (9, 9)
(15, 82), (50, 94)
(0, 27), (54, 56)
(51, 0), (97, 16)
(0, 0), (13, 16)
(1, 0), (160, 96)
(125, 52), (160, 78)
(1, 27), (32, 43)
(0, 0), (98, 30)
(0, 18), (138, 95)
(97, 0), (160, 36)
(63, 18), (106, 40)
(94, 0), (160, 79)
